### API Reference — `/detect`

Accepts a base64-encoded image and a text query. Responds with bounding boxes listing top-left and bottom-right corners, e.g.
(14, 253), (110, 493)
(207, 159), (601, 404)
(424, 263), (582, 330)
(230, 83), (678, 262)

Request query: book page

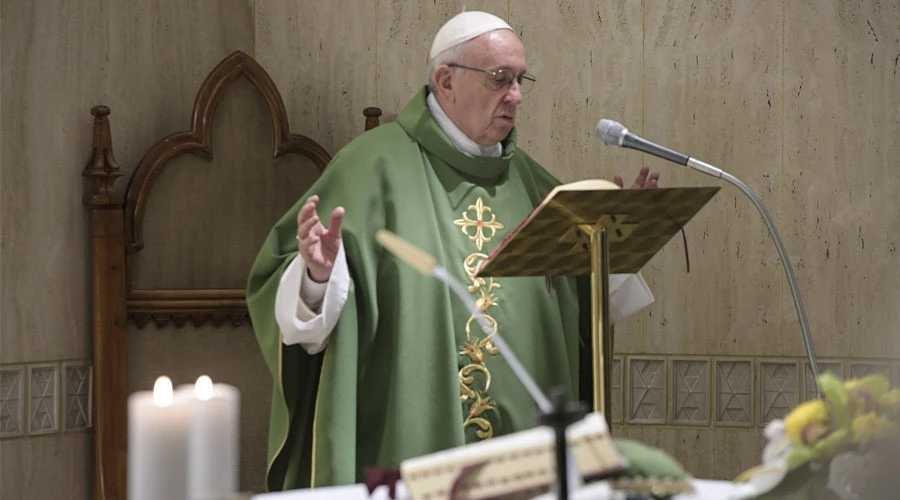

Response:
(554, 179), (620, 192)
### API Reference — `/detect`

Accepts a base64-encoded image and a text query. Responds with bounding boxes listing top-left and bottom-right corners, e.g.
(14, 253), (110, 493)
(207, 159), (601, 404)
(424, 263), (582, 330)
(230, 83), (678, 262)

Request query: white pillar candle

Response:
(178, 375), (241, 500)
(128, 376), (190, 500)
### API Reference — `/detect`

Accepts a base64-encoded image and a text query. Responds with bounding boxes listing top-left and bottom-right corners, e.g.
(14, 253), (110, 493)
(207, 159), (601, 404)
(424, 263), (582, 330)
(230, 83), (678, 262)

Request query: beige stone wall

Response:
(2, 0), (898, 497)
(0, 0), (257, 497)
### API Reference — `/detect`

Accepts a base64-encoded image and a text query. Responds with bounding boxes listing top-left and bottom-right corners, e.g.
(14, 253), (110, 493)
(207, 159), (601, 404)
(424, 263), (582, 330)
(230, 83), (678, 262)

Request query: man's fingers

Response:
(613, 174), (624, 189)
(631, 166), (650, 189)
(297, 213), (320, 240)
(325, 207), (345, 239)
(296, 197), (319, 226)
(299, 233), (318, 256)
(297, 199), (343, 244)
(646, 172), (660, 189)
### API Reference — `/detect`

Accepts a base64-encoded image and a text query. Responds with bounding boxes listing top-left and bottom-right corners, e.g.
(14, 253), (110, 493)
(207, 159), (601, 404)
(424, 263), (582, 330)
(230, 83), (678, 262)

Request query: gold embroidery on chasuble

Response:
(453, 197), (504, 440)
(453, 197), (503, 251)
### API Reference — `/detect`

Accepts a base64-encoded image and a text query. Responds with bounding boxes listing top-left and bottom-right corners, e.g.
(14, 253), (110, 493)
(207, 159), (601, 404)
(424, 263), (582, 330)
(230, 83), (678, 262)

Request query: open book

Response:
(507, 179), (622, 252)
(475, 180), (719, 278)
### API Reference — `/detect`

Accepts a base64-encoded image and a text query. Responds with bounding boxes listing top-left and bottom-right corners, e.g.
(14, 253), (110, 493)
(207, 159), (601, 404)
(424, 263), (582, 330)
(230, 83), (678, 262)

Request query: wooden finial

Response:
(363, 106), (383, 131)
(83, 105), (124, 206)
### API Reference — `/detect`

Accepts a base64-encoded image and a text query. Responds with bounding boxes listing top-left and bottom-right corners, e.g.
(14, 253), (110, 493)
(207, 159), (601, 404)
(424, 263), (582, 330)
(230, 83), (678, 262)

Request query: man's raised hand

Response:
(296, 195), (345, 283)
(614, 166), (660, 189)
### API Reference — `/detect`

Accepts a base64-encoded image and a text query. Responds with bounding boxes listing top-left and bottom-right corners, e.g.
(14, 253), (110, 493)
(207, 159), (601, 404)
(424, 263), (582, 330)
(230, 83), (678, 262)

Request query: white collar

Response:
(426, 92), (503, 158)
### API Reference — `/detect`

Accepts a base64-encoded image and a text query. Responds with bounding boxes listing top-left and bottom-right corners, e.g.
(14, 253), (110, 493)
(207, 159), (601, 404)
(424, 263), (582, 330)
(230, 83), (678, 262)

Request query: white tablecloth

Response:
(252, 478), (743, 500)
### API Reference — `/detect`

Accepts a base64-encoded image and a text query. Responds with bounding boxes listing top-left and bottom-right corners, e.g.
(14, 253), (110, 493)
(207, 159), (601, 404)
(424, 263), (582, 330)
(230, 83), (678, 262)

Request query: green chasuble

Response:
(248, 86), (592, 491)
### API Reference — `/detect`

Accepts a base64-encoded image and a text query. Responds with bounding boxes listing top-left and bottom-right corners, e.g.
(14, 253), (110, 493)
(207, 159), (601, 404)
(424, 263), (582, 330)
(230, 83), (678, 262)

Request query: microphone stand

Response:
(597, 122), (821, 391)
(685, 157), (821, 390)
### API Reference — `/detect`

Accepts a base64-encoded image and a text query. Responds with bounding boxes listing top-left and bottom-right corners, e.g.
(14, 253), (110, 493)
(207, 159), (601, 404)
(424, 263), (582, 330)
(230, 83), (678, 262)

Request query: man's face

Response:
(441, 30), (527, 146)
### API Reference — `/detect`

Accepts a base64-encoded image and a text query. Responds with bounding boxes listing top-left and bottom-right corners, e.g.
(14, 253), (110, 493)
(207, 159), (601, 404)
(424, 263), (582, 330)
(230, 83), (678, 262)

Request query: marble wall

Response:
(254, 0), (900, 479)
(2, 0), (898, 497)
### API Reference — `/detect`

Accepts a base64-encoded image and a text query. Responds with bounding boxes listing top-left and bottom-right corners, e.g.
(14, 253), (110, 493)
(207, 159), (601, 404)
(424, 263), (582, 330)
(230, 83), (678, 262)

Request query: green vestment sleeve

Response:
(247, 138), (388, 490)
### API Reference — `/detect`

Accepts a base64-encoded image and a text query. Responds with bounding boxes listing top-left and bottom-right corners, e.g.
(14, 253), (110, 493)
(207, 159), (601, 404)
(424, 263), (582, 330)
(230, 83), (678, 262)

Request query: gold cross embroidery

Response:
(453, 197), (504, 251)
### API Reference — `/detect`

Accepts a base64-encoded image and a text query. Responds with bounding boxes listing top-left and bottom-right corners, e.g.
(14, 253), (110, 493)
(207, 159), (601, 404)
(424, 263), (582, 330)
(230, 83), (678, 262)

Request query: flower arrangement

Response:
(733, 372), (900, 499)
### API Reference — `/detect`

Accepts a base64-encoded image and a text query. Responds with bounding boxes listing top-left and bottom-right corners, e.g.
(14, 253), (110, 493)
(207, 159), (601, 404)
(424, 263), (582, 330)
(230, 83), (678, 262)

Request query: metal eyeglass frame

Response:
(446, 63), (536, 93)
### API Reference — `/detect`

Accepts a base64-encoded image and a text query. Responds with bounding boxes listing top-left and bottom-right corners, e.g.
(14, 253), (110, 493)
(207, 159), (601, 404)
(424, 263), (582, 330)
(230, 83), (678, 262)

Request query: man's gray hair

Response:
(427, 41), (473, 93)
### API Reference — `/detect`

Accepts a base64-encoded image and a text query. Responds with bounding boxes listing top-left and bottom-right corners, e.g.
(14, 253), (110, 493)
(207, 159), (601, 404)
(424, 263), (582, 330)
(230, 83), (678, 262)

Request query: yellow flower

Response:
(784, 400), (830, 445)
(851, 412), (900, 446)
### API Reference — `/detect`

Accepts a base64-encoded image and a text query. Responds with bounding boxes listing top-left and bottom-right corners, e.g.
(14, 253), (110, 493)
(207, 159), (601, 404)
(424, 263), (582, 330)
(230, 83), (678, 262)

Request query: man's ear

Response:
(433, 66), (455, 102)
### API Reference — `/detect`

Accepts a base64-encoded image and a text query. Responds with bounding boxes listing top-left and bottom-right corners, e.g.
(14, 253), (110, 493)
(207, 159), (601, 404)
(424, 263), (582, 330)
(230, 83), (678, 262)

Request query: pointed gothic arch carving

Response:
(125, 50), (332, 253)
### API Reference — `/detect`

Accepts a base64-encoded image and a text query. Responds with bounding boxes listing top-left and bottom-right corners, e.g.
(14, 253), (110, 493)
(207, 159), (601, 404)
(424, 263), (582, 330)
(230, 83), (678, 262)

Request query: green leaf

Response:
(818, 373), (850, 428)
(810, 428), (850, 460)
(786, 444), (814, 469)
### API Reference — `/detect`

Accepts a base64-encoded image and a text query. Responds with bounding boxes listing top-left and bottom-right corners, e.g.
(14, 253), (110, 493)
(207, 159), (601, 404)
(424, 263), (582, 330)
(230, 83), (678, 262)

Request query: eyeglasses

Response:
(447, 63), (536, 94)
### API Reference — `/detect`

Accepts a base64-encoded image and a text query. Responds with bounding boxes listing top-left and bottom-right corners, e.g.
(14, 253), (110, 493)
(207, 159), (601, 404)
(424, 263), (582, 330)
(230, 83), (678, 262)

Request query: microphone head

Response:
(595, 119), (628, 146)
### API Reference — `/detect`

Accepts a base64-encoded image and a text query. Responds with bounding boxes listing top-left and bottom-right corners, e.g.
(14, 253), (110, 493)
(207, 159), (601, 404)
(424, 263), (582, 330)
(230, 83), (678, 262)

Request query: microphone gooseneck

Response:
(594, 120), (821, 388)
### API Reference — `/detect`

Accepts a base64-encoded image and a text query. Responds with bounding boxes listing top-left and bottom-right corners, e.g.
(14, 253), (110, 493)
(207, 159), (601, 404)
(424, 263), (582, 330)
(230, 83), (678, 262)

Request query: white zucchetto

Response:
(429, 11), (513, 60)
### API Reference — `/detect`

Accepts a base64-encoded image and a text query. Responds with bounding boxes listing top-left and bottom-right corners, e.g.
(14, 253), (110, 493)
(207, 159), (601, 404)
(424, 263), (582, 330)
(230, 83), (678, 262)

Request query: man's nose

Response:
(505, 82), (523, 104)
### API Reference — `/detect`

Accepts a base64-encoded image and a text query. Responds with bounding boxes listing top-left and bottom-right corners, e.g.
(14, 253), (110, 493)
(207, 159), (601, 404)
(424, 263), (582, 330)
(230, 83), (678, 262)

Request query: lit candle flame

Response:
(152, 376), (174, 407)
(195, 375), (214, 401)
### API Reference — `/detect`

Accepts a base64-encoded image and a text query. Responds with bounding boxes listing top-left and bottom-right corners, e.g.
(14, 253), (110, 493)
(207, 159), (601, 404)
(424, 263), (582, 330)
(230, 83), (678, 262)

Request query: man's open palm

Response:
(296, 195), (344, 283)
(614, 165), (660, 189)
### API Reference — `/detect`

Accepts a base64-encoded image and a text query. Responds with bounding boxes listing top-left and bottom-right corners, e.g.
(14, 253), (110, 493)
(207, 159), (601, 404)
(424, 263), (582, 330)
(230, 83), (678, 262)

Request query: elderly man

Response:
(248, 11), (658, 491)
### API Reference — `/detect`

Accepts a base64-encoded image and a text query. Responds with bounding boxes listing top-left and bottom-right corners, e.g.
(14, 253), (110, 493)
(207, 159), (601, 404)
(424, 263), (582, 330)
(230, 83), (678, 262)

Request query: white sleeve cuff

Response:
(608, 273), (655, 325)
(299, 271), (328, 315)
(274, 244), (351, 354)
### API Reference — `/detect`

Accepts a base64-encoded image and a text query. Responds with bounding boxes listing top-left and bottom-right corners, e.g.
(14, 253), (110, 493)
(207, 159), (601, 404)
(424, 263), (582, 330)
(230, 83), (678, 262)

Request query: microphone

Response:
(594, 119), (724, 178)
(594, 119), (822, 390)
